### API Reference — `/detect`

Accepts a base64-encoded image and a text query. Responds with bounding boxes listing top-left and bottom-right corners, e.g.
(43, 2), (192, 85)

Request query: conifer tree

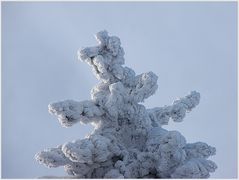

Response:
(35, 31), (217, 178)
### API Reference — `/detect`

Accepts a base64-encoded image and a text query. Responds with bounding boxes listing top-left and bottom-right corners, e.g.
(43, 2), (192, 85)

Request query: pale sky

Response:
(2, 2), (237, 178)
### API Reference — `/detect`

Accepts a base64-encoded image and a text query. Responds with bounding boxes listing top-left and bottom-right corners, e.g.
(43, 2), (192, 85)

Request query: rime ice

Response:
(35, 31), (217, 178)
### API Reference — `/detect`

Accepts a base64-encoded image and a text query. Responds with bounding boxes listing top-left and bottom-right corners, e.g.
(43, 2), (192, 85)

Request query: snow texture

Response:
(35, 31), (217, 178)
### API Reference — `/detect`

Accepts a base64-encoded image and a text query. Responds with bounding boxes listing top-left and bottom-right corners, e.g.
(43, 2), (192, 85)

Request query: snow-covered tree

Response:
(35, 31), (217, 178)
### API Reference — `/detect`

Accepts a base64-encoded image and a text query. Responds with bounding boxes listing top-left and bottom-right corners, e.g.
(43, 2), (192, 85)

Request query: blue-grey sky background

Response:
(2, 2), (237, 178)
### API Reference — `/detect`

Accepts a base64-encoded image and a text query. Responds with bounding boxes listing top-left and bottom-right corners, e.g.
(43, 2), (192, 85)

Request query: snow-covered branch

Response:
(148, 91), (200, 126)
(48, 100), (103, 127)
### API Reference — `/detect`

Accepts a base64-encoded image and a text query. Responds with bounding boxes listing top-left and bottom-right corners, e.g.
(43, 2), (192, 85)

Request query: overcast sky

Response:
(2, 2), (237, 178)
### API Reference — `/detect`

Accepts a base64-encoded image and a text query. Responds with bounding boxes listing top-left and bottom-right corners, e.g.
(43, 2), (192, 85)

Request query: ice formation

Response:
(35, 31), (217, 178)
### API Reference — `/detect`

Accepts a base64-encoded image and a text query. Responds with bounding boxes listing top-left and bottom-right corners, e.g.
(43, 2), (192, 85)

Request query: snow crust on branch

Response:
(148, 91), (200, 126)
(35, 31), (217, 178)
(48, 100), (103, 127)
